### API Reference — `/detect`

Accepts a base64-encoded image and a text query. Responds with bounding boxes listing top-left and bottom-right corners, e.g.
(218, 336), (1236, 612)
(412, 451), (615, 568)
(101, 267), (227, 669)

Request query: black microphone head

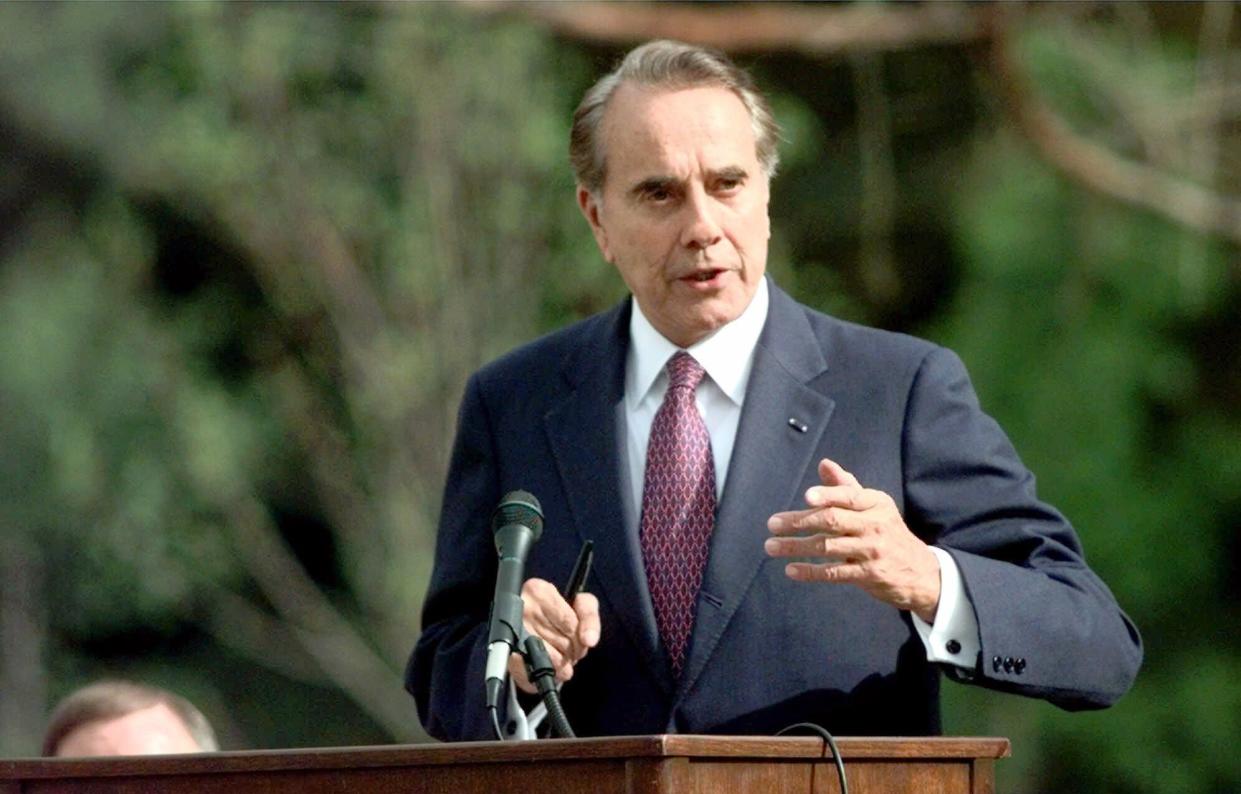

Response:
(492, 490), (543, 541)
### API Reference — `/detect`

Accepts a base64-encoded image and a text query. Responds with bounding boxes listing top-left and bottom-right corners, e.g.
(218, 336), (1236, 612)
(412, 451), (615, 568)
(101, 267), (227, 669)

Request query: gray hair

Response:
(42, 680), (219, 755)
(570, 39), (782, 194)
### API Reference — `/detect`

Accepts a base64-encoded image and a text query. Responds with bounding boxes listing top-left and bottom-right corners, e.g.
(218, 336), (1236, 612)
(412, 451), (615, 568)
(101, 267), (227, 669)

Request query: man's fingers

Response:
(767, 477), (884, 534)
(521, 578), (586, 658)
(767, 506), (866, 535)
(510, 578), (599, 688)
(507, 653), (536, 694)
(767, 508), (814, 534)
(573, 592), (601, 648)
(784, 561), (869, 583)
(805, 484), (875, 510)
(534, 621), (584, 681)
(819, 458), (861, 488)
(521, 579), (601, 661)
(523, 599), (574, 653)
(765, 534), (874, 561)
(523, 579), (578, 635)
(526, 622), (574, 658)
(508, 643), (575, 690)
(547, 643), (575, 682)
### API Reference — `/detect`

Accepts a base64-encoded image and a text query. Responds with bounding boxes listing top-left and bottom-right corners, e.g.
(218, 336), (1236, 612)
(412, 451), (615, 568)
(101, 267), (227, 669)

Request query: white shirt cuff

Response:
(911, 546), (980, 668)
(502, 677), (547, 740)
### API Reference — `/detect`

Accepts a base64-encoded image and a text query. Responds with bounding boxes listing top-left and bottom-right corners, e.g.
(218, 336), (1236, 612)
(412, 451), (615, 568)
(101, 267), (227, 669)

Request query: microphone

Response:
(484, 490), (544, 717)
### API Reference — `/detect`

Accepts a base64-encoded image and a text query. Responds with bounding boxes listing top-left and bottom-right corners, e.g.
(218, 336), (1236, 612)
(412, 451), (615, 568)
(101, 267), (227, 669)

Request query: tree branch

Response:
(202, 587), (328, 687)
(476, 1), (986, 55)
(990, 11), (1241, 247)
(218, 494), (422, 741)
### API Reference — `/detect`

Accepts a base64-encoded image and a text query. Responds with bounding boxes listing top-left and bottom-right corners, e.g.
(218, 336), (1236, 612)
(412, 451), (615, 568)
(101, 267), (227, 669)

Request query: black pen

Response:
(563, 540), (594, 603)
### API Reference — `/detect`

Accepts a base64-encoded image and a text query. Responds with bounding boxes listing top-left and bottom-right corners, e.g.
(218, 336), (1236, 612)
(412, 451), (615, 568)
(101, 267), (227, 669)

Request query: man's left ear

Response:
(759, 181), (772, 241)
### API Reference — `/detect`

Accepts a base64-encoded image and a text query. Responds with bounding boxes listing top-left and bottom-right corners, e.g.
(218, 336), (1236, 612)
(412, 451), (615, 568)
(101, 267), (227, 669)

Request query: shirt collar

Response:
(627, 277), (770, 408)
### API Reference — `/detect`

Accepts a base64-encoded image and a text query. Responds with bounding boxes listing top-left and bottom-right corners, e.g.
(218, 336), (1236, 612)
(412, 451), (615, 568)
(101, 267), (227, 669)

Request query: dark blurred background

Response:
(0, 3), (1237, 791)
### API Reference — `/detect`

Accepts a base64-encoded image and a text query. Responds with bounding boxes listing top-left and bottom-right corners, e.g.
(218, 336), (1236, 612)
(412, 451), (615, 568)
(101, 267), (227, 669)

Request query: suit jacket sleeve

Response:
(904, 346), (1142, 708)
(406, 372), (503, 740)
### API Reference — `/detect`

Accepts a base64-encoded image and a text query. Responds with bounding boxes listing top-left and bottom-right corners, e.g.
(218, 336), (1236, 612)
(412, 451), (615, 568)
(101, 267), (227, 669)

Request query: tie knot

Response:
(666, 351), (706, 391)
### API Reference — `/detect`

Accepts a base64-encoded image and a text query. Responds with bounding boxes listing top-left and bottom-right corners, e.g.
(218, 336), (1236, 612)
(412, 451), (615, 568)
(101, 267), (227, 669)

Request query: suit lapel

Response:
(678, 284), (835, 699)
(543, 300), (675, 696)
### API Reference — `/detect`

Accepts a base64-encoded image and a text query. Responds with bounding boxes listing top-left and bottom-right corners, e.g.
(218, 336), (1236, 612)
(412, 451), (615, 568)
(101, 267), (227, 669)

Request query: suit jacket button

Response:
(1014, 658), (1027, 674)
(946, 639), (962, 655)
(1003, 657), (1014, 673)
(992, 655), (1003, 672)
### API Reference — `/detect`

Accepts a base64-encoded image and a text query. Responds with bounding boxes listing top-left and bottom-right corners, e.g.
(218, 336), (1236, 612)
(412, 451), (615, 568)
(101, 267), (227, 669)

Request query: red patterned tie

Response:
(640, 351), (716, 677)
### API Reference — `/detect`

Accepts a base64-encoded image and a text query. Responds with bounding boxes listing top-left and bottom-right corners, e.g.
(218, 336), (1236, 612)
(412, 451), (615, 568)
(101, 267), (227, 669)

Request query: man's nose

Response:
(679, 187), (723, 250)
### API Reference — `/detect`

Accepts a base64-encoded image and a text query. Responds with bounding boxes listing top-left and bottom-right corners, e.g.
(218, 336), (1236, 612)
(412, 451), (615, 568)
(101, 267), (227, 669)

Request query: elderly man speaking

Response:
(409, 39), (1141, 741)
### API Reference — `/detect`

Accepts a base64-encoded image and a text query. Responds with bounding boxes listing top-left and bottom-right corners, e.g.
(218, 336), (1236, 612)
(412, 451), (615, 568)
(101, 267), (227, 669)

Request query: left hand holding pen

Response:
(764, 458), (941, 623)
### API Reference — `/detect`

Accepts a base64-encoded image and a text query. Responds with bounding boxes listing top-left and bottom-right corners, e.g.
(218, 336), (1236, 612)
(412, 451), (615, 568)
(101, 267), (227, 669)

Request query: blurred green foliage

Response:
(0, 3), (1236, 792)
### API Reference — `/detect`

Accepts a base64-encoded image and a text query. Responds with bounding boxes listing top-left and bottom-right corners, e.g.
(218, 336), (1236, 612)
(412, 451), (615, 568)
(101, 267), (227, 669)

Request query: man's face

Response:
(54, 704), (202, 756)
(579, 84), (770, 348)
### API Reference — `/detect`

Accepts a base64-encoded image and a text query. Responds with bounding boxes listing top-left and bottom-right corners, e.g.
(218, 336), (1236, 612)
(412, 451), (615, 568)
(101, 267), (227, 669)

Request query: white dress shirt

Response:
(623, 278), (771, 511)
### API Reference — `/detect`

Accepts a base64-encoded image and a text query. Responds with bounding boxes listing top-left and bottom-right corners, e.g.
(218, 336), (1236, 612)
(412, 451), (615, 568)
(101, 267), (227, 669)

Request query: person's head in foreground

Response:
(42, 680), (218, 757)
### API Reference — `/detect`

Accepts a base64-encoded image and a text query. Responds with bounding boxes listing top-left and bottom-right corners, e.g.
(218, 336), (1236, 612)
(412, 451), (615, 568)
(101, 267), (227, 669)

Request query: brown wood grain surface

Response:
(0, 735), (1011, 794)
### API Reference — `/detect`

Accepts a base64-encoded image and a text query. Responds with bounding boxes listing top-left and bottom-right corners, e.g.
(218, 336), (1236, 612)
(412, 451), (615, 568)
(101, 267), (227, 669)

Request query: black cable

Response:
(540, 687), (575, 738)
(523, 633), (576, 738)
(776, 722), (848, 794)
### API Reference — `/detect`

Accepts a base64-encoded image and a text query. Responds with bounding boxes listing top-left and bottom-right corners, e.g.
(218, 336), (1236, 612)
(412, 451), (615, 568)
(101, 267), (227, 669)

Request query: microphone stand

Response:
(487, 630), (577, 740)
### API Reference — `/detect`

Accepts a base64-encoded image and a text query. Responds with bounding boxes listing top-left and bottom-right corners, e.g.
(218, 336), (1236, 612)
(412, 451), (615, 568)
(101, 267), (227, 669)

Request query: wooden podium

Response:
(1, 735), (1010, 793)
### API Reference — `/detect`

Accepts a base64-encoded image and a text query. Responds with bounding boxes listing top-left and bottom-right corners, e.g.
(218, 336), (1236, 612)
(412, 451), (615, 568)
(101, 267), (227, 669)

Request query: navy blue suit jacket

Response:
(409, 281), (1141, 740)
